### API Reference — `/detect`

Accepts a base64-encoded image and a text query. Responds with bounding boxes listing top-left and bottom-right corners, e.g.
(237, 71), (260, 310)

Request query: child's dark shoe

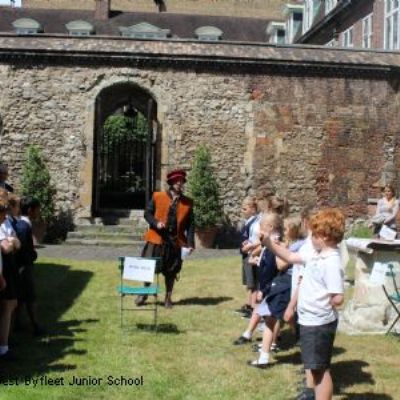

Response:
(33, 325), (48, 337)
(233, 336), (251, 345)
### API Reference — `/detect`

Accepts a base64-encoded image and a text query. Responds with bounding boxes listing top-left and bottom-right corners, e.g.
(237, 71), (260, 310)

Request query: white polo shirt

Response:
(297, 248), (344, 326)
(291, 234), (313, 298)
(248, 213), (261, 244)
(0, 218), (15, 241)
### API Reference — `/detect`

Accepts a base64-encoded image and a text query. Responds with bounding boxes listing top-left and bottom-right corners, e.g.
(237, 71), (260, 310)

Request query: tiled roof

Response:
(0, 6), (274, 42)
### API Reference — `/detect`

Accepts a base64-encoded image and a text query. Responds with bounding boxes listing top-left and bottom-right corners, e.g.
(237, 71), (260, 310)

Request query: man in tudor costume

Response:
(137, 169), (195, 308)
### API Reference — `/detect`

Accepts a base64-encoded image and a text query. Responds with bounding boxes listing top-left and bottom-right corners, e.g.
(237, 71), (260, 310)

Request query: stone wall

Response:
(21, 0), (287, 19)
(250, 75), (400, 217)
(0, 37), (399, 225)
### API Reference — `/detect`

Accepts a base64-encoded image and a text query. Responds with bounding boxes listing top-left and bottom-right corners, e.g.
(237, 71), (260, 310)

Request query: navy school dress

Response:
(258, 247), (279, 298)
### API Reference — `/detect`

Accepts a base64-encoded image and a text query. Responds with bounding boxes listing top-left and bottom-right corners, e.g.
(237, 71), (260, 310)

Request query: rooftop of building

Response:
(0, 5), (278, 42)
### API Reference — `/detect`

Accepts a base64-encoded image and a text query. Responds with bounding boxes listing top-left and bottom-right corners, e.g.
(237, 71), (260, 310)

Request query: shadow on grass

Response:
(340, 394), (393, 400)
(1, 262), (94, 379)
(275, 346), (346, 366)
(136, 323), (182, 334)
(331, 359), (392, 399)
(173, 296), (233, 306)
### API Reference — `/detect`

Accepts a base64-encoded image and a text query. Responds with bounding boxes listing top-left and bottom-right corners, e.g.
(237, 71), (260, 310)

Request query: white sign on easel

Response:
(369, 262), (389, 285)
(123, 257), (156, 282)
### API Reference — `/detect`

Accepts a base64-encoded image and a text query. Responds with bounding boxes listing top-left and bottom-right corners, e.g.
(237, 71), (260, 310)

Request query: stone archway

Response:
(92, 82), (159, 215)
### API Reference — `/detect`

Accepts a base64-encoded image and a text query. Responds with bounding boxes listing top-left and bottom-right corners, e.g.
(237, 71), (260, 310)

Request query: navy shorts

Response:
(300, 319), (338, 370)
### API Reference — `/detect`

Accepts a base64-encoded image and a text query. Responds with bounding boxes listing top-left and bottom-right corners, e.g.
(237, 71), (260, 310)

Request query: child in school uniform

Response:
(9, 196), (44, 336)
(240, 198), (263, 313)
(0, 190), (9, 292)
(263, 208), (345, 400)
(0, 197), (21, 361)
(233, 212), (284, 345)
(237, 197), (259, 316)
(249, 216), (304, 368)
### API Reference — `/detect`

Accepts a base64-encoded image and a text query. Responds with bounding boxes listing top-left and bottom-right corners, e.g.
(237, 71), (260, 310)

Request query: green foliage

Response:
(103, 113), (148, 148)
(21, 145), (55, 223)
(186, 145), (222, 229)
(346, 223), (373, 239)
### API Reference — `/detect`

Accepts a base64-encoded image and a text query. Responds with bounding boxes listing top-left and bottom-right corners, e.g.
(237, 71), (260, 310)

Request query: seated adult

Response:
(370, 184), (399, 236)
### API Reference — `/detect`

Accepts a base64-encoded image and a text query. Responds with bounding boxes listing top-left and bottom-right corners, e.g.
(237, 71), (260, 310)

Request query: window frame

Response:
(342, 26), (354, 48)
(384, 0), (400, 50)
(303, 0), (321, 33)
(286, 11), (303, 43)
(362, 13), (373, 48)
(325, 0), (337, 15)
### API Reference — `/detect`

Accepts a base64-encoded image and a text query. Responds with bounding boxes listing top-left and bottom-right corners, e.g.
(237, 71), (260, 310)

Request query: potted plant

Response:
(186, 145), (222, 248)
(21, 145), (56, 244)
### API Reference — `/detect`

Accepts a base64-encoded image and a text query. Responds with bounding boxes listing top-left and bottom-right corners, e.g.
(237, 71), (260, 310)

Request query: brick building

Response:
(269, 0), (400, 51)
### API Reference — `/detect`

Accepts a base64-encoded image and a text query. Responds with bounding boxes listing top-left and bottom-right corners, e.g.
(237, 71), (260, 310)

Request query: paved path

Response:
(37, 244), (237, 261)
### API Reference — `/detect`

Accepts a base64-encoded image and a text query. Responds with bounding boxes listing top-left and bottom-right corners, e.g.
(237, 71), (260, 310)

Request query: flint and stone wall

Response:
(0, 37), (399, 224)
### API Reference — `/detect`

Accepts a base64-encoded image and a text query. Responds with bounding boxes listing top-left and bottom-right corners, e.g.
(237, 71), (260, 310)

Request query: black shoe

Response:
(135, 295), (148, 306)
(295, 388), (315, 400)
(233, 336), (251, 345)
(33, 325), (48, 337)
(271, 343), (281, 353)
(0, 350), (17, 362)
(234, 304), (252, 314)
(241, 310), (252, 319)
(252, 344), (260, 353)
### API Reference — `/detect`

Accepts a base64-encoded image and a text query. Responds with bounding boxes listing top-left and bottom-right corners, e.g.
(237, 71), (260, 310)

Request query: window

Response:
(276, 29), (286, 44)
(362, 13), (373, 48)
(385, 0), (399, 49)
(12, 18), (42, 35)
(325, 0), (337, 14)
(303, 0), (321, 33)
(342, 26), (354, 47)
(267, 22), (286, 44)
(119, 23), (170, 39)
(66, 20), (94, 36)
(195, 26), (223, 41)
(284, 5), (304, 44)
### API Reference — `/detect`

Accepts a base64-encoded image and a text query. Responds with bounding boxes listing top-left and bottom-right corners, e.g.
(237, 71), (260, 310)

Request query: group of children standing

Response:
(235, 196), (346, 400)
(0, 164), (43, 362)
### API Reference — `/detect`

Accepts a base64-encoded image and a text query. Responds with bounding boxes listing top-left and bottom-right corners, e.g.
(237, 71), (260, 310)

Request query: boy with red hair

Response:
(262, 208), (345, 400)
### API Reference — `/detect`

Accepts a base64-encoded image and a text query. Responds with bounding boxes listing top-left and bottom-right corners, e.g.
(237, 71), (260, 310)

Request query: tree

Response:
(21, 145), (55, 223)
(186, 145), (222, 229)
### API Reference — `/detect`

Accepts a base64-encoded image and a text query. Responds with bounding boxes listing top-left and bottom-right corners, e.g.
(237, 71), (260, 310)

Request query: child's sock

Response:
(0, 345), (9, 355)
(258, 350), (269, 364)
(242, 330), (252, 339)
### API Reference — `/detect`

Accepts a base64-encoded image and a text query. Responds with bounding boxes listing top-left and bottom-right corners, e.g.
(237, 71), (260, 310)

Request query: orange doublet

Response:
(144, 192), (193, 247)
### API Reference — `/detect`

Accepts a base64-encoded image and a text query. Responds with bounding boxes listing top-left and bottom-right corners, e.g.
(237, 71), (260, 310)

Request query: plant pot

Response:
(195, 226), (218, 249)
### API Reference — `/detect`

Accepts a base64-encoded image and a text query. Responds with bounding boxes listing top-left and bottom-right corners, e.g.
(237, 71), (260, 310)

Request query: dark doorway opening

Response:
(93, 83), (158, 215)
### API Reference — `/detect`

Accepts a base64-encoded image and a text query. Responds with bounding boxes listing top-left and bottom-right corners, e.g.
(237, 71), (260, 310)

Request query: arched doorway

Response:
(93, 83), (158, 215)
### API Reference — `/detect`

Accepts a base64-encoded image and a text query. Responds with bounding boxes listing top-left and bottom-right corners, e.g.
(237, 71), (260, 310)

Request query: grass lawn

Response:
(1, 255), (399, 400)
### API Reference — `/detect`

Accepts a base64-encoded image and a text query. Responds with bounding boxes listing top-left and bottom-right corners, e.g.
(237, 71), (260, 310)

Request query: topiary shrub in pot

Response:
(186, 145), (222, 248)
(21, 145), (56, 243)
